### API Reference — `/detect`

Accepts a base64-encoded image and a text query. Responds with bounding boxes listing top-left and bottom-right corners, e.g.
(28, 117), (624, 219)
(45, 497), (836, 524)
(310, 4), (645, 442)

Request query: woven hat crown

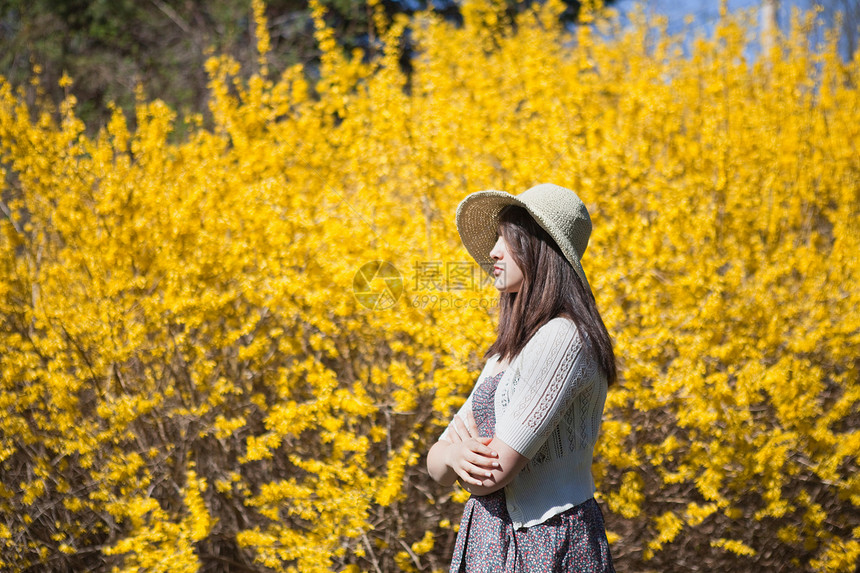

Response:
(518, 183), (591, 261)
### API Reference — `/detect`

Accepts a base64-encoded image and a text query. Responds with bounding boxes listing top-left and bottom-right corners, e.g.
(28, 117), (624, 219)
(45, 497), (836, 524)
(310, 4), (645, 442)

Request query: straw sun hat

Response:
(455, 183), (594, 296)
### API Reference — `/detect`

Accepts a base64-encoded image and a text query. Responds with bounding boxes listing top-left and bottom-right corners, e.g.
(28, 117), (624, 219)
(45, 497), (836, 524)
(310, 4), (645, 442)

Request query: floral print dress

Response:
(449, 370), (615, 573)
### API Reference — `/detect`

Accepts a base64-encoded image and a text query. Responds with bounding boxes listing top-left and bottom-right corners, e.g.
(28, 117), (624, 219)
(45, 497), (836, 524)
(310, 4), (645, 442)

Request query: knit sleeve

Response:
(494, 317), (599, 459)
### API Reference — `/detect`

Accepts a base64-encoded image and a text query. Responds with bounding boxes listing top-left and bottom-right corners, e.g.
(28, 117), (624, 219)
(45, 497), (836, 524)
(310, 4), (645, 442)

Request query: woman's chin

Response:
(494, 283), (520, 294)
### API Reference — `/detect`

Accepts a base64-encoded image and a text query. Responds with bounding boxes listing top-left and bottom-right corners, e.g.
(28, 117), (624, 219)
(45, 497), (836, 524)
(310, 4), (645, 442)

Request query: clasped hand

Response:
(443, 410), (500, 488)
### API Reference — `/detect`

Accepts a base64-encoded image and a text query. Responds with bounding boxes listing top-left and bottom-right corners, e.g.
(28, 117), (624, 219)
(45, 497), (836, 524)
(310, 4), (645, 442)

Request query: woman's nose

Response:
(489, 237), (503, 260)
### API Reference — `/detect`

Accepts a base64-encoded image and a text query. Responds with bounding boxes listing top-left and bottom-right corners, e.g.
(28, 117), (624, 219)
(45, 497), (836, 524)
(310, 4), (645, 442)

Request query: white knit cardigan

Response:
(440, 316), (609, 529)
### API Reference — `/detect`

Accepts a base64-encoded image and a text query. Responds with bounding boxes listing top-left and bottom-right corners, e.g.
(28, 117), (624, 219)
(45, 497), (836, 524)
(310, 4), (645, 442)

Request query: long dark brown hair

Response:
(485, 205), (617, 386)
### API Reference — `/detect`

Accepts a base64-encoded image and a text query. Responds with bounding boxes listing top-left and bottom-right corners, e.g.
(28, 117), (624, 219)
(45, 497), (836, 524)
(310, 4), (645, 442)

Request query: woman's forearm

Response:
(427, 433), (528, 494)
(457, 436), (530, 495)
(427, 440), (458, 486)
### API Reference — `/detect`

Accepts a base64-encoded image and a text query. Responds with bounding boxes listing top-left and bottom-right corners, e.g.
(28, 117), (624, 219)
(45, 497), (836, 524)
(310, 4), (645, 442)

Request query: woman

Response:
(426, 183), (617, 572)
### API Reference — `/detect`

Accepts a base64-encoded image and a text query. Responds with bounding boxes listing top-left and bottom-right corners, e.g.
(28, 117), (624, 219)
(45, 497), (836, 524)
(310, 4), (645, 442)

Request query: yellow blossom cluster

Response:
(0, 0), (857, 571)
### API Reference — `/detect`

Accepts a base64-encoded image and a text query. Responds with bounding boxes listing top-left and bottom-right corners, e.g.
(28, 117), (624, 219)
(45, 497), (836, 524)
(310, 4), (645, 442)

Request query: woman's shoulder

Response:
(535, 315), (580, 339)
(544, 314), (577, 328)
(515, 316), (582, 360)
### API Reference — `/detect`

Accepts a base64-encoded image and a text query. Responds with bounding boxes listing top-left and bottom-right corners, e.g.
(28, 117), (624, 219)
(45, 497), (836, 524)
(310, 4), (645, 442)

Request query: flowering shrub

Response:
(0, 0), (857, 571)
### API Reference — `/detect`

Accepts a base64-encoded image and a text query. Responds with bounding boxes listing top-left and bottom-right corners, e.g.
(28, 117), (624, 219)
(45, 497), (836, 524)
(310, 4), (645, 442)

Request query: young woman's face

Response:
(489, 233), (524, 293)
